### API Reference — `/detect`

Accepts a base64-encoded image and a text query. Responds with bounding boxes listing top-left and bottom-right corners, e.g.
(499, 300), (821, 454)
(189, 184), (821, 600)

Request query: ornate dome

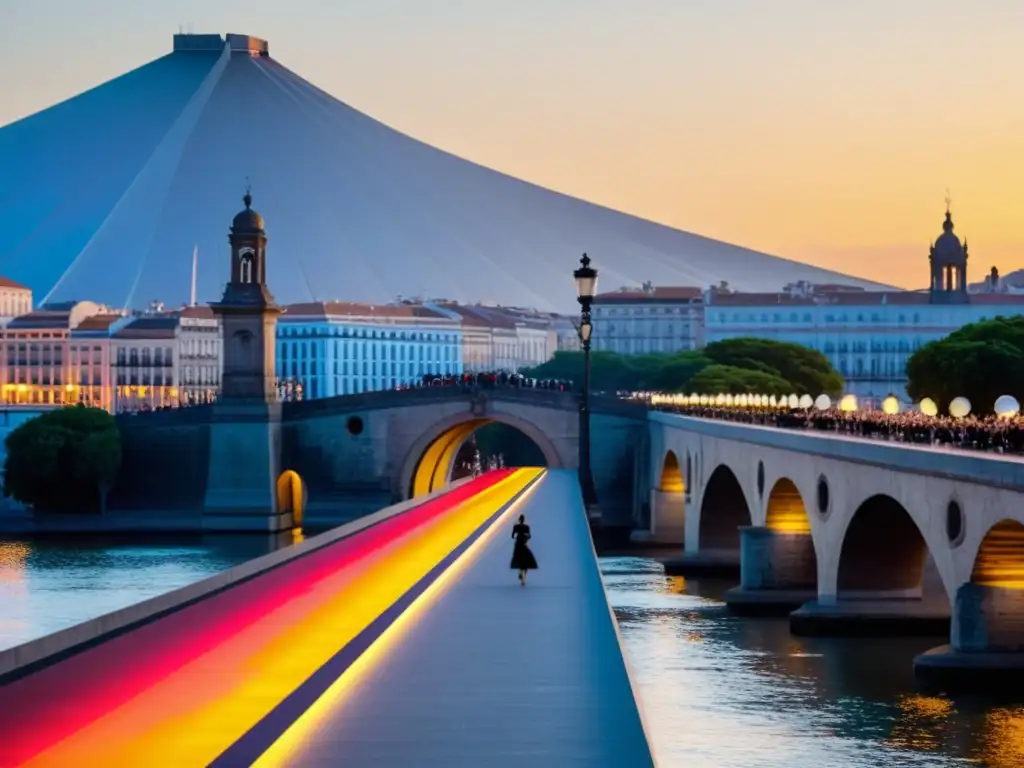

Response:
(231, 191), (264, 233)
(931, 211), (965, 264)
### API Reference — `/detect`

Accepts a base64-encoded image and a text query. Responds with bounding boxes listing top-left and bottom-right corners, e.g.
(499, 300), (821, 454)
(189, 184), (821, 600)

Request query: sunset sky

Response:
(2, 0), (1022, 289)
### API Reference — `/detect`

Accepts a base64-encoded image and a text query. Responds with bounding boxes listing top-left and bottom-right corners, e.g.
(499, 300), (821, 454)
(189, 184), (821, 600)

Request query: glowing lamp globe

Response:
(799, 394), (813, 409)
(995, 395), (1020, 418)
(788, 394), (799, 409)
(839, 394), (858, 412)
(882, 396), (900, 415)
(814, 394), (831, 411)
(919, 398), (938, 417)
(949, 397), (972, 419)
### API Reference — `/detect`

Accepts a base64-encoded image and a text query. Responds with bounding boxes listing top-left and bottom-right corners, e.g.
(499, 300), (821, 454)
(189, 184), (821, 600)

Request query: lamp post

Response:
(574, 253), (599, 516)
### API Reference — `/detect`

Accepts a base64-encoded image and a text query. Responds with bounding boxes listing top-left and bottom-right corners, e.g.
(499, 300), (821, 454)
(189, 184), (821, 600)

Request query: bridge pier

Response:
(789, 553), (951, 637)
(633, 489), (685, 547)
(202, 401), (293, 531)
(915, 583), (1024, 691)
(724, 526), (817, 616)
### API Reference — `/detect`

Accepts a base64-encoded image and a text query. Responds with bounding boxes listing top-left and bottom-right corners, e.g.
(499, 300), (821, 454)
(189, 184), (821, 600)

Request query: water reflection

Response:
(602, 555), (1018, 768)
(0, 531), (308, 650)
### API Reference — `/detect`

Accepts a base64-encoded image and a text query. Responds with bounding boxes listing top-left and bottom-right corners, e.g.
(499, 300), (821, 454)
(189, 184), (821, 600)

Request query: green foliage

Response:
(3, 406), (123, 513)
(522, 338), (844, 397)
(686, 364), (793, 396)
(523, 350), (712, 392)
(907, 315), (1024, 414)
(703, 339), (845, 398)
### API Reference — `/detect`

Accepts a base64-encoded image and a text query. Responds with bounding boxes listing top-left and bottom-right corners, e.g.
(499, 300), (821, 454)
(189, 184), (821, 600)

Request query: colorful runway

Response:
(0, 468), (652, 767)
(0, 469), (541, 767)
(250, 469), (653, 768)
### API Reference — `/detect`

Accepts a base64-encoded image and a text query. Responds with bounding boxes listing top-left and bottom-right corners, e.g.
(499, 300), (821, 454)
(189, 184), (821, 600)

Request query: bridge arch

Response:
(837, 494), (931, 596)
(400, 412), (564, 498)
(659, 450), (685, 493)
(276, 469), (307, 527)
(697, 464), (752, 552)
(970, 519), (1024, 588)
(764, 478), (812, 534)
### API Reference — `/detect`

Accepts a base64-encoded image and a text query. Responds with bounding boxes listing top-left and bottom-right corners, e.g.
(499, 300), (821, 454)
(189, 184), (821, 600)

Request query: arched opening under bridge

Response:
(659, 451), (685, 493)
(972, 520), (1024, 589)
(837, 495), (931, 597)
(698, 464), (750, 554)
(276, 469), (307, 527)
(763, 478), (816, 588)
(967, 519), (1024, 650)
(407, 417), (558, 498)
(650, 450), (685, 545)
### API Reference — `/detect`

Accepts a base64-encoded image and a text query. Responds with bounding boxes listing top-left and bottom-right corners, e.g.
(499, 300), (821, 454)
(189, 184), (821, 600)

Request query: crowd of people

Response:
(650, 402), (1024, 455)
(455, 451), (506, 479)
(409, 372), (572, 392)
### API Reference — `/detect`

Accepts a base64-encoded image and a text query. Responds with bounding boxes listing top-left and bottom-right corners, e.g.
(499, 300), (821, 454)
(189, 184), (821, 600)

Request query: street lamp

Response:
(574, 253), (599, 514)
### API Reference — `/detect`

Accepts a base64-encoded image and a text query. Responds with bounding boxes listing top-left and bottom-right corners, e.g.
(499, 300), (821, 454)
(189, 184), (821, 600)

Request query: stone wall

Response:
(110, 407), (213, 513)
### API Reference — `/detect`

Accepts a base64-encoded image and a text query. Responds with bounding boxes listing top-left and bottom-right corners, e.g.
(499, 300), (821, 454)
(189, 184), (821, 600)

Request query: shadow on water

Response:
(602, 555), (1024, 768)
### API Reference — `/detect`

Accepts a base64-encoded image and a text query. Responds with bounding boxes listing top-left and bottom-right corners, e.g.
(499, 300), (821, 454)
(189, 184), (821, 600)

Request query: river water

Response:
(602, 556), (1024, 768)
(0, 533), (302, 647)
(2, 537), (1022, 767)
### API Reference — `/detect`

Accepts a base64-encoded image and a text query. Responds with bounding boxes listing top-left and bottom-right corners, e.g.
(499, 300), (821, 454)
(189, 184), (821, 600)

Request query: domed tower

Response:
(211, 189), (281, 400)
(928, 199), (969, 304)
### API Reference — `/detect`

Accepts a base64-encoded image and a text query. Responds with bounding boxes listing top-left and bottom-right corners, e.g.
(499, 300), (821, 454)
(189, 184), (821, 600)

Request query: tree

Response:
(3, 406), (123, 514)
(703, 339), (844, 397)
(522, 338), (844, 397)
(907, 315), (1024, 414)
(77, 428), (123, 514)
(686, 364), (792, 396)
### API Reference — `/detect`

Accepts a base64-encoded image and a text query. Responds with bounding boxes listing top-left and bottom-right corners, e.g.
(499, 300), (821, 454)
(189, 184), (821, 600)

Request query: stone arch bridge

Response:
(644, 411), (1024, 671)
(110, 387), (646, 529)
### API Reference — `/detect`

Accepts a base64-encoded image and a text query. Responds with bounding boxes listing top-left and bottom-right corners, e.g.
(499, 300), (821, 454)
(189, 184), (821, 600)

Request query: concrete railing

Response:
(0, 476), (475, 681)
(652, 411), (1024, 491)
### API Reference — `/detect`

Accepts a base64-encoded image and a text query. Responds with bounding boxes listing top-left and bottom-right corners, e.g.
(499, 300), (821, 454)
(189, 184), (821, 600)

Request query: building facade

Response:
(0, 301), (124, 408)
(583, 207), (1024, 405)
(277, 302), (463, 397)
(592, 284), (704, 355)
(0, 279), (32, 323)
(705, 208), (1024, 403)
(111, 306), (222, 412)
(426, 303), (558, 372)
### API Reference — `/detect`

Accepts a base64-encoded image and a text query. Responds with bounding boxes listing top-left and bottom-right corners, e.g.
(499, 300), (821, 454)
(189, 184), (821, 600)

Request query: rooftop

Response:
(595, 286), (703, 303)
(0, 277), (30, 291)
(282, 301), (451, 322)
(707, 290), (1024, 308)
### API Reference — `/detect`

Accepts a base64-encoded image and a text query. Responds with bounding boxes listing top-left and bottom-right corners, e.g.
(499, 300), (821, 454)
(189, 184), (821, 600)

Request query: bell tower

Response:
(202, 190), (288, 531)
(211, 189), (281, 400)
(928, 195), (970, 305)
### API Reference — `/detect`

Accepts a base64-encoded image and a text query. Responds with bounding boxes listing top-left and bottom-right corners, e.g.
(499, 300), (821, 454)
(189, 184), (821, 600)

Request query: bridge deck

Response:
(0, 470), (651, 768)
(653, 411), (1024, 488)
(256, 469), (653, 768)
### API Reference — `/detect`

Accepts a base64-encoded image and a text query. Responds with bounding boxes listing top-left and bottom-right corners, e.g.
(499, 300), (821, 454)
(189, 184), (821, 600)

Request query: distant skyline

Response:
(2, 1), (1022, 290)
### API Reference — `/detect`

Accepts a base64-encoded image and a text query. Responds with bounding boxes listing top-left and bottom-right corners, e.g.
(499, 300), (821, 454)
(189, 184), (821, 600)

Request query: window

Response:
(240, 254), (253, 283)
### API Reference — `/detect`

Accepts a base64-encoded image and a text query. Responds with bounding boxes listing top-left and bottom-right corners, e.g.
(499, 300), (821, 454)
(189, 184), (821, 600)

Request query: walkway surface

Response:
(256, 469), (653, 768)
(0, 469), (652, 768)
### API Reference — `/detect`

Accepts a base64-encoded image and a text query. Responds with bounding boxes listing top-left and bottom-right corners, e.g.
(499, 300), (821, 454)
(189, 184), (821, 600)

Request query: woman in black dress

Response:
(510, 514), (538, 585)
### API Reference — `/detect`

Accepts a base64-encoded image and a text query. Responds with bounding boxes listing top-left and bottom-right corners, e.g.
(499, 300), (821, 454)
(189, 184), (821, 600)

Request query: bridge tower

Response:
(202, 190), (288, 530)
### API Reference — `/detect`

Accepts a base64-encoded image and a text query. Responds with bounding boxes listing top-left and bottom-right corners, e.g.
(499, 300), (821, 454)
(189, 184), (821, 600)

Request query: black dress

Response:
(510, 523), (538, 570)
